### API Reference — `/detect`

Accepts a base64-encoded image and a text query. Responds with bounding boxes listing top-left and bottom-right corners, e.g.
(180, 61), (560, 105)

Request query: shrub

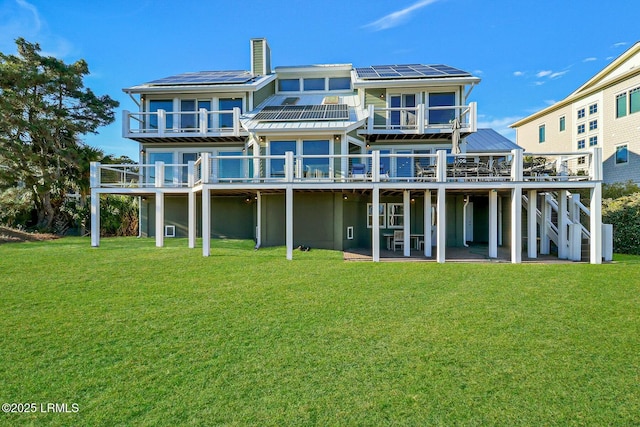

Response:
(602, 180), (640, 199)
(602, 193), (640, 255)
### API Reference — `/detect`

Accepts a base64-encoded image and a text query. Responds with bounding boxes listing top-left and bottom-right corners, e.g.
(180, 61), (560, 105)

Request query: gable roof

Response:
(511, 41), (640, 128)
(465, 129), (519, 153)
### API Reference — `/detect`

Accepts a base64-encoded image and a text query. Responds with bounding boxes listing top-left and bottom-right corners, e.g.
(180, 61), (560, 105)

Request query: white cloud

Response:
(549, 70), (568, 79)
(513, 71), (524, 77)
(544, 99), (557, 106)
(477, 116), (521, 138)
(363, 0), (440, 31)
(583, 57), (597, 62)
(536, 70), (552, 78)
(534, 81), (545, 86)
(612, 42), (628, 48)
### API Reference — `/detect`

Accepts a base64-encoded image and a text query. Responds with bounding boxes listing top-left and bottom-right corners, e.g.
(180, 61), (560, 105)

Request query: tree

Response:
(0, 38), (119, 230)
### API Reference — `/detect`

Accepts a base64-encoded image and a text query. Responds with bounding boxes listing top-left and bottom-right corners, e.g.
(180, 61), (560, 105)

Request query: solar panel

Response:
(354, 64), (471, 80)
(147, 70), (253, 86)
(253, 104), (349, 121)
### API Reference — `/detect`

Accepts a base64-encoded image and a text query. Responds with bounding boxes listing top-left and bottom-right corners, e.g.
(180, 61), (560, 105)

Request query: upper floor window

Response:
(328, 77), (351, 91)
(617, 92), (628, 118)
(303, 78), (325, 91)
(589, 103), (598, 115)
(589, 119), (598, 131)
(538, 124), (546, 143)
(559, 116), (565, 132)
(616, 144), (629, 164)
(278, 79), (300, 92)
(428, 92), (456, 125)
(589, 136), (598, 146)
(577, 108), (585, 119)
(577, 124), (585, 134)
(577, 139), (585, 149)
(577, 156), (586, 165)
(631, 87), (640, 114)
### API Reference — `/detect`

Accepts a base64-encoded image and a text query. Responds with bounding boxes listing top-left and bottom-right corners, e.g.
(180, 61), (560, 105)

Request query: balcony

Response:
(91, 148), (601, 190)
(358, 102), (477, 139)
(122, 108), (245, 142)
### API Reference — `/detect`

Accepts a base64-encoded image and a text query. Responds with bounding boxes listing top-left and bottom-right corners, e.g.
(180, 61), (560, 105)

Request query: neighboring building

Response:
(90, 38), (605, 264)
(511, 42), (640, 184)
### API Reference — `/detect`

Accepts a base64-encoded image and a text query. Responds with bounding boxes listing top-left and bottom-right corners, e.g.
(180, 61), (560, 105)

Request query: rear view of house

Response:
(91, 38), (606, 264)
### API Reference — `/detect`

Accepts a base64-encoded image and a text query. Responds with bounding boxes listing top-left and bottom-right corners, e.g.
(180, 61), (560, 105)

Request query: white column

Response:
(155, 192), (164, 248)
(590, 184), (603, 264)
(90, 189), (100, 247)
(436, 187), (446, 263)
(403, 190), (410, 257)
(202, 188), (210, 257)
(256, 191), (262, 248)
(527, 189), (537, 259)
(511, 186), (522, 263)
(286, 185), (293, 260)
(423, 190), (432, 257)
(488, 189), (498, 258)
(558, 189), (568, 259)
(372, 186), (380, 262)
(540, 194), (551, 254)
(188, 191), (196, 249)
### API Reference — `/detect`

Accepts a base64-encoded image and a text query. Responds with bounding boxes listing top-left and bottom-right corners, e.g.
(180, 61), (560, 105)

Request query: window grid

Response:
(617, 93), (628, 118)
(589, 120), (597, 131)
(577, 156), (586, 165)
(577, 139), (585, 149)
(589, 136), (598, 146)
(538, 124), (546, 143)
(577, 108), (585, 119)
(559, 116), (565, 132)
(577, 124), (585, 134)
(616, 145), (628, 164)
(589, 103), (598, 115)
(631, 87), (640, 114)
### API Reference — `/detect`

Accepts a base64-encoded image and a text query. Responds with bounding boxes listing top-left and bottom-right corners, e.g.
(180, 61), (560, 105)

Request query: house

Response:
(90, 38), (606, 264)
(511, 42), (640, 184)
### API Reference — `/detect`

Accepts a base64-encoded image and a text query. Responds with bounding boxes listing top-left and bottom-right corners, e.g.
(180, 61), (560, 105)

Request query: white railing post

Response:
(285, 151), (294, 182)
(527, 189), (538, 259)
(90, 162), (99, 188)
(403, 190), (410, 257)
(367, 104), (375, 132)
(417, 104), (425, 133)
(199, 108), (208, 134)
(201, 153), (210, 184)
(590, 184), (603, 264)
(591, 147), (603, 181)
(569, 223), (582, 261)
(158, 110), (166, 136)
(90, 188), (100, 247)
(512, 149), (523, 181)
(233, 107), (241, 136)
(540, 194), (551, 254)
(187, 161), (195, 187)
(155, 161), (164, 187)
(511, 186), (522, 263)
(436, 150), (447, 182)
(122, 110), (130, 136)
(558, 189), (569, 259)
(372, 150), (380, 182)
(469, 102), (477, 132)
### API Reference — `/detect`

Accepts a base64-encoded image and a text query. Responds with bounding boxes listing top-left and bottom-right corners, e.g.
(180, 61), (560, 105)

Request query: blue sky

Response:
(1, 0), (638, 159)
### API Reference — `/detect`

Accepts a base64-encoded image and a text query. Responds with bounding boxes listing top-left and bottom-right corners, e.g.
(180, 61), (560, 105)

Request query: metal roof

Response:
(355, 64), (471, 80)
(465, 129), (519, 153)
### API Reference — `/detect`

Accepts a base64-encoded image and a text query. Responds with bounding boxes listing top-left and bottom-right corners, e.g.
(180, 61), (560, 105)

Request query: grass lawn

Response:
(1, 237), (639, 426)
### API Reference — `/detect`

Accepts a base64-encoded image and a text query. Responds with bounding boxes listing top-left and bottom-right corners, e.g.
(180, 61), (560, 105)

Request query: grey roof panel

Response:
(465, 129), (519, 153)
(146, 70), (253, 86)
(355, 64), (471, 80)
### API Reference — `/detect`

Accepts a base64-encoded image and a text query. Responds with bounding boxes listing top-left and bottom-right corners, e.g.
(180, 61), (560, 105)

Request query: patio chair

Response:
(350, 163), (366, 180)
(392, 230), (404, 251)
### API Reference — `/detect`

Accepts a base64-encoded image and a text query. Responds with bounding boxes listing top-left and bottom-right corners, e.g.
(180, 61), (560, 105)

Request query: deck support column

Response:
(202, 188), (210, 257)
(423, 190), (432, 257)
(510, 186), (522, 263)
(90, 189), (100, 247)
(256, 191), (262, 248)
(188, 191), (196, 249)
(540, 194), (551, 254)
(436, 186), (446, 263)
(403, 190), (410, 257)
(372, 185), (380, 262)
(590, 184), (603, 264)
(558, 189), (568, 259)
(155, 191), (164, 248)
(488, 189), (498, 258)
(286, 185), (293, 260)
(527, 189), (538, 259)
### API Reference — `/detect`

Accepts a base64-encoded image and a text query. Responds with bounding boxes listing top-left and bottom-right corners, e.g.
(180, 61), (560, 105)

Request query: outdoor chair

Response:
(350, 163), (366, 180)
(392, 230), (404, 251)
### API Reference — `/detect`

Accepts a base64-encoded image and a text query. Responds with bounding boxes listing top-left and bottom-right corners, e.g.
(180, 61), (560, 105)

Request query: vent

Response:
(282, 97), (299, 105)
(322, 96), (339, 105)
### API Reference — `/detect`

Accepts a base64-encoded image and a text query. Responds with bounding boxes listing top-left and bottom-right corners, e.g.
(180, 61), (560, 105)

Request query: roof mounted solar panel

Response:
(355, 64), (471, 80)
(253, 104), (349, 121)
(147, 70), (253, 86)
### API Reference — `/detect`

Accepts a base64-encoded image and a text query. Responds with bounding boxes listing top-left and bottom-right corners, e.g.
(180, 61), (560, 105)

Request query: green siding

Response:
(253, 81), (275, 108)
(364, 88), (386, 127)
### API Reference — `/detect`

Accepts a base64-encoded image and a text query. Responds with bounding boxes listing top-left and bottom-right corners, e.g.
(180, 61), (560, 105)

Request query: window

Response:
(269, 141), (296, 177)
(577, 108), (585, 119)
(303, 78), (325, 91)
(577, 139), (585, 149)
(387, 203), (404, 229)
(428, 92), (456, 125)
(616, 93), (628, 118)
(589, 103), (598, 115)
(589, 119), (598, 131)
(559, 116), (565, 132)
(148, 152), (174, 185)
(367, 203), (386, 228)
(577, 156), (586, 165)
(149, 99), (173, 129)
(278, 79), (300, 92)
(538, 124), (546, 143)
(631, 87), (640, 114)
(390, 94), (417, 128)
(219, 98), (242, 128)
(616, 145), (628, 164)
(589, 136), (598, 146)
(328, 77), (351, 91)
(302, 140), (330, 178)
(577, 124), (585, 134)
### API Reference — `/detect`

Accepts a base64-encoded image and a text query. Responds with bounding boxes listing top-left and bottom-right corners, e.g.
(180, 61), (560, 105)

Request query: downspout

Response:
(463, 195), (470, 247)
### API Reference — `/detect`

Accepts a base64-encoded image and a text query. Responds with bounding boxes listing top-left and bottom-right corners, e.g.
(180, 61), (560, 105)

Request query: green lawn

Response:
(1, 238), (639, 426)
